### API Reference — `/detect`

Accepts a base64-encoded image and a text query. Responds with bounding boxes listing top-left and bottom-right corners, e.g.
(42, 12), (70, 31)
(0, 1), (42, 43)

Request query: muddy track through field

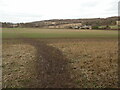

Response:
(22, 39), (74, 88)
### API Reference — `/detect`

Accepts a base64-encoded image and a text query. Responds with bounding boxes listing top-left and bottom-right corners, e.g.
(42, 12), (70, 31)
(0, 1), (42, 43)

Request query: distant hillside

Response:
(2, 16), (119, 29)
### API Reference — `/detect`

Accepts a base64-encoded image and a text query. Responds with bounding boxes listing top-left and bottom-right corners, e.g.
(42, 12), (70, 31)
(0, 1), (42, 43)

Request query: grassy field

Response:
(2, 28), (118, 38)
(2, 28), (118, 88)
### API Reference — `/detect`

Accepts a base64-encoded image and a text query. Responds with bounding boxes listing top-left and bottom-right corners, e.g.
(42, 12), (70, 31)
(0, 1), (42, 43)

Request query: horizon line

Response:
(1, 16), (118, 24)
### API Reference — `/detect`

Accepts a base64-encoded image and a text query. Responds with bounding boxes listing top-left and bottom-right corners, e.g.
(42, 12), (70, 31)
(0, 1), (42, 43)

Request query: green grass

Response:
(109, 25), (118, 29)
(99, 25), (118, 29)
(2, 28), (118, 38)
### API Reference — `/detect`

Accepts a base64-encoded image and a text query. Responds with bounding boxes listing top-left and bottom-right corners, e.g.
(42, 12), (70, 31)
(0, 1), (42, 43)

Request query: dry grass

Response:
(2, 42), (40, 88)
(48, 39), (118, 88)
(2, 38), (118, 88)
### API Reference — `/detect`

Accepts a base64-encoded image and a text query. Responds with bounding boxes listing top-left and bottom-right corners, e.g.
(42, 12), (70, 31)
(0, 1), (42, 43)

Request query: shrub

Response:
(92, 26), (99, 29)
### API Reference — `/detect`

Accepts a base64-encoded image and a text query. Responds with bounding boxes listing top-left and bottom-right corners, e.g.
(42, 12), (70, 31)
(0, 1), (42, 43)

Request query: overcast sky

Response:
(0, 0), (119, 23)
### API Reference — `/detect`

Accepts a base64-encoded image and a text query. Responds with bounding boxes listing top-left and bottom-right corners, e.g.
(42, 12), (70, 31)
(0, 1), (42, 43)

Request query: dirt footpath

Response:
(23, 39), (74, 88)
(3, 39), (75, 88)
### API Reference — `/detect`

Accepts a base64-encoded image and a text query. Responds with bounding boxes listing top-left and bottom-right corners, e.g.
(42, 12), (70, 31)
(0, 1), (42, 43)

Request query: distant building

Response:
(10, 24), (18, 28)
(34, 23), (39, 27)
(71, 25), (92, 29)
(116, 21), (120, 25)
(79, 25), (92, 29)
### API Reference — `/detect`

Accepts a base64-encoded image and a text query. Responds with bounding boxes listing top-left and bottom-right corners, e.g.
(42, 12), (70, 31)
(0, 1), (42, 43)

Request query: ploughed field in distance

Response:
(2, 28), (118, 88)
